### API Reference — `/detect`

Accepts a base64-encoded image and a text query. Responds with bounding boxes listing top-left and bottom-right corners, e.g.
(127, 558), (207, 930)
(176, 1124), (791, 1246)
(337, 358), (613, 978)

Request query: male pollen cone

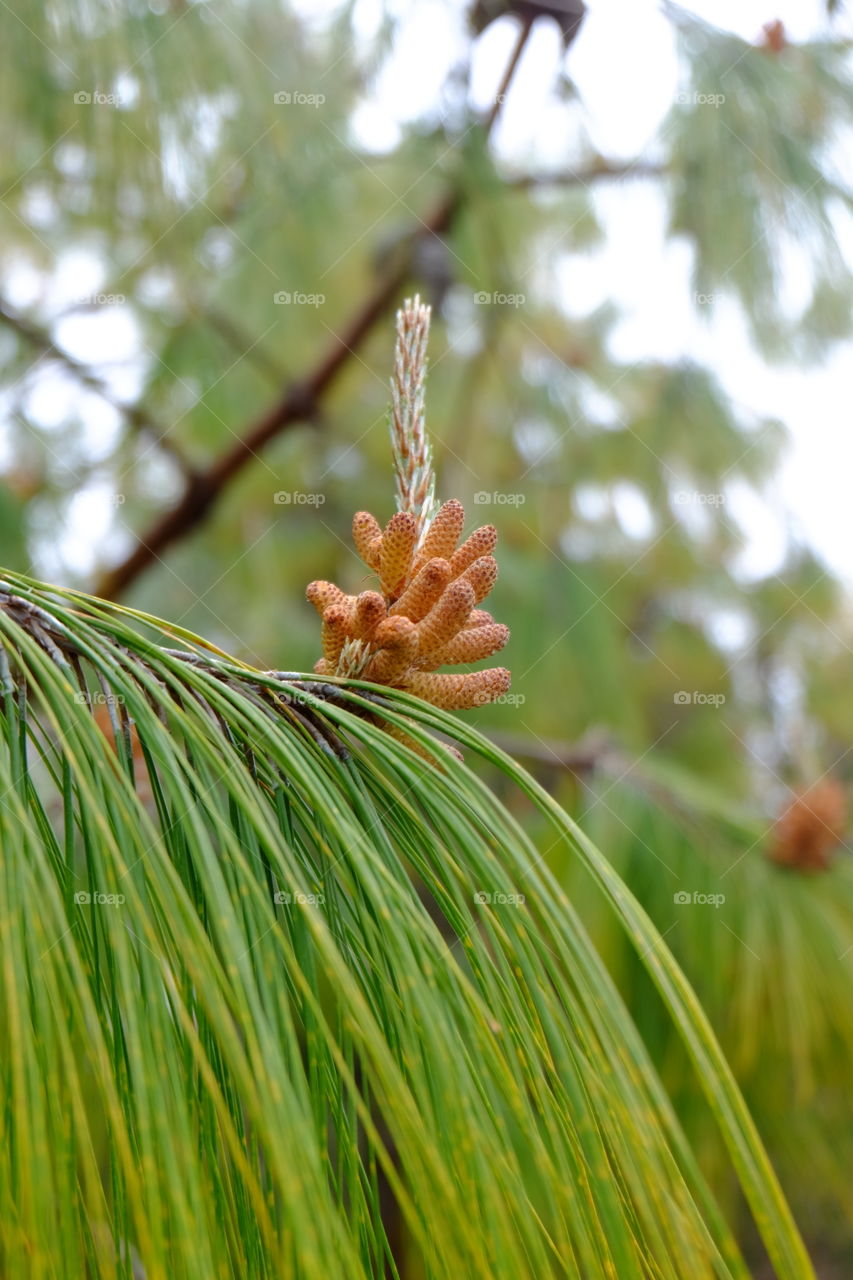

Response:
(305, 498), (511, 718)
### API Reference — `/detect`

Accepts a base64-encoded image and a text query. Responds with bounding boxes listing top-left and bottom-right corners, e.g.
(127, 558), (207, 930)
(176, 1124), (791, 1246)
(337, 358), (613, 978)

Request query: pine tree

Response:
(1, 1), (852, 1271)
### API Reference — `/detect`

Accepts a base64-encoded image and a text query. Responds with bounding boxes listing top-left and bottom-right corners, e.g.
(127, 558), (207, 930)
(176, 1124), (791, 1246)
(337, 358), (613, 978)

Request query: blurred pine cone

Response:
(768, 779), (846, 872)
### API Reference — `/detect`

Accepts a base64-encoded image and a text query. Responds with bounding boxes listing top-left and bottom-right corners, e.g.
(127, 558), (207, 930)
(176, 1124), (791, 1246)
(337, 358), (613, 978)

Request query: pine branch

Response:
(93, 19), (535, 602)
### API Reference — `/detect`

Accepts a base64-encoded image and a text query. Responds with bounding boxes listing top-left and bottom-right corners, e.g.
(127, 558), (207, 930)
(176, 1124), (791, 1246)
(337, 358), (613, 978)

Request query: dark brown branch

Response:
(0, 299), (195, 479)
(94, 21), (535, 602)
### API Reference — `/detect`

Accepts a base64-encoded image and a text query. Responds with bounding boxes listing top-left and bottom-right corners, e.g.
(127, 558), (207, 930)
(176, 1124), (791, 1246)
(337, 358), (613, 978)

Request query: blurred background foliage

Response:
(2, 0), (853, 1270)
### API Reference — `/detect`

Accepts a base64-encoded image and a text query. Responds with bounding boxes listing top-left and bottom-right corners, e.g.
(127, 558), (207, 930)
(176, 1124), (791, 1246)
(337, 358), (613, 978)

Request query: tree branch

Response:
(486, 15), (533, 129)
(509, 158), (666, 189)
(94, 19), (535, 601)
(0, 299), (196, 480)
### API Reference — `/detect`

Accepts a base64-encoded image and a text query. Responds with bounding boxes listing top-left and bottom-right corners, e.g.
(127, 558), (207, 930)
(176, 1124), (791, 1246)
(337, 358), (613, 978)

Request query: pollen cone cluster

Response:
(768, 778), (846, 872)
(306, 498), (510, 713)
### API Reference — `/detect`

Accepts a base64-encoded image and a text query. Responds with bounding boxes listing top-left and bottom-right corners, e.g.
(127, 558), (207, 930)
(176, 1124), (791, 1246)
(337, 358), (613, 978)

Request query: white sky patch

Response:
(64, 484), (134, 576)
(612, 481), (655, 540)
(24, 371), (82, 433)
(349, 101), (403, 153)
(726, 477), (789, 580)
(671, 488), (714, 542)
(570, 480), (656, 541)
(576, 380), (623, 429)
(20, 186), (57, 232)
(51, 249), (108, 311)
(53, 304), (143, 399)
(368, 1), (462, 127)
(557, 179), (709, 365)
(574, 483), (610, 522)
(113, 72), (140, 110)
(351, 0), (384, 44)
(569, 3), (679, 156)
(3, 261), (45, 309)
(704, 605), (755, 652)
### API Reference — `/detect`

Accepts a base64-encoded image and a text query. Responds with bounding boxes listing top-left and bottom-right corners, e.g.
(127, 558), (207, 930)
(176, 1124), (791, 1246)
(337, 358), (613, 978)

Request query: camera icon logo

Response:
(673, 891), (691, 905)
(273, 291), (291, 304)
(473, 491), (490, 505)
(473, 891), (491, 905)
(473, 291), (492, 304)
(273, 91), (292, 105)
(74, 891), (92, 904)
(673, 690), (691, 704)
(74, 91), (92, 104)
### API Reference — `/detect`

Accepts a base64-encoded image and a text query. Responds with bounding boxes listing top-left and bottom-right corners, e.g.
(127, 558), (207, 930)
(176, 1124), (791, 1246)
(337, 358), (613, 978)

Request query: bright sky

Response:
(9, 0), (853, 587)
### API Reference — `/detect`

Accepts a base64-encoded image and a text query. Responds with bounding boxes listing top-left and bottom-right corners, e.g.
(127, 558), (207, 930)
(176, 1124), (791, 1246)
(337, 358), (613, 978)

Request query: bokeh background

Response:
(3, 0), (853, 1271)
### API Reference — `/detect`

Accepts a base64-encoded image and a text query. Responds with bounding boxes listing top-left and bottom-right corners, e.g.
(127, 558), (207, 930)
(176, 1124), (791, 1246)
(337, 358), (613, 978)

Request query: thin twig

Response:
(486, 17), (533, 130)
(509, 159), (666, 189)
